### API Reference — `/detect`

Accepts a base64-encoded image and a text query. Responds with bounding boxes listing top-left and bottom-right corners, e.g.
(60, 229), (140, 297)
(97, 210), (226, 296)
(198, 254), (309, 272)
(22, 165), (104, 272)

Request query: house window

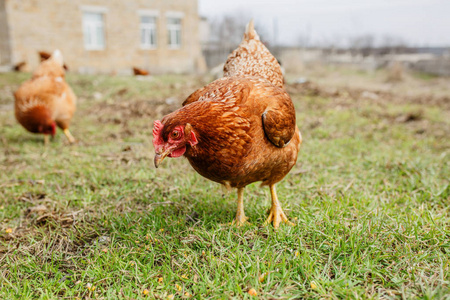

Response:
(167, 17), (181, 49)
(141, 16), (157, 49)
(82, 12), (105, 50)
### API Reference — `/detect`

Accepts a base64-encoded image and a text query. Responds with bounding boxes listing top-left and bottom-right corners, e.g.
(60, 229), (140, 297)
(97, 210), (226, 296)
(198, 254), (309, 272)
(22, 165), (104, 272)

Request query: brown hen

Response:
(153, 21), (301, 228)
(14, 50), (76, 144)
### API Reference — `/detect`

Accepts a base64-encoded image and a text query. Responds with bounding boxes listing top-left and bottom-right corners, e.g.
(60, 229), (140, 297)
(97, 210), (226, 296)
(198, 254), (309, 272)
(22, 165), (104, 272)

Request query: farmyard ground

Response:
(0, 68), (449, 299)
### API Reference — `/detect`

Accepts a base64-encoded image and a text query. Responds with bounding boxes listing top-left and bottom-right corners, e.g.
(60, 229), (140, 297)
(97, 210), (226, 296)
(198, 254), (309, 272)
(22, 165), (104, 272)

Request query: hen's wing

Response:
(223, 20), (284, 89)
(262, 98), (296, 148)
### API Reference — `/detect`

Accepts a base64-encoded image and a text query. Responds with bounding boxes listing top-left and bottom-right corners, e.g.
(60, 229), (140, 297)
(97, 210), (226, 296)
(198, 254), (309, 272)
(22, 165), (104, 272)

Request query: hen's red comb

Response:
(153, 120), (164, 147)
(153, 120), (163, 136)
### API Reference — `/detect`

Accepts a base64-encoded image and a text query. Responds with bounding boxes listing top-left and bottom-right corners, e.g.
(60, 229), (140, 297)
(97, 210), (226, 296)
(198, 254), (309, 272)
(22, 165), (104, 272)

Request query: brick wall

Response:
(0, 0), (12, 65)
(2, 0), (205, 74)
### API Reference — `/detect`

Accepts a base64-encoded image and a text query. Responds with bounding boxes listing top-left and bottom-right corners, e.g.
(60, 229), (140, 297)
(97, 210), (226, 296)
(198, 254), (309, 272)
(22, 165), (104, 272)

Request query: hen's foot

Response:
(232, 215), (250, 227)
(264, 184), (294, 229)
(264, 205), (294, 229)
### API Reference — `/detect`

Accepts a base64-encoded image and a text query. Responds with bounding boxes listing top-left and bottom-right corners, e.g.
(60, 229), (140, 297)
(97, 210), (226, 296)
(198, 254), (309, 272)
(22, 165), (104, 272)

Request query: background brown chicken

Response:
(14, 50), (76, 144)
(153, 21), (302, 228)
(132, 67), (150, 76)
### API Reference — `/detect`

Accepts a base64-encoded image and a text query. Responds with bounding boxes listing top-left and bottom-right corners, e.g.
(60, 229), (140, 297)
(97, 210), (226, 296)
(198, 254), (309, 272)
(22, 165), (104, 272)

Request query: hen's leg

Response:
(63, 129), (76, 144)
(232, 187), (249, 226)
(264, 184), (294, 229)
(44, 134), (50, 145)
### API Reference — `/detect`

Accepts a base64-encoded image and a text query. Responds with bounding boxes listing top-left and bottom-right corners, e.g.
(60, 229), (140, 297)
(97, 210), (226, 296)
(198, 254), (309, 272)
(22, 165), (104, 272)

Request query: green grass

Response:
(412, 72), (439, 81)
(0, 71), (449, 299)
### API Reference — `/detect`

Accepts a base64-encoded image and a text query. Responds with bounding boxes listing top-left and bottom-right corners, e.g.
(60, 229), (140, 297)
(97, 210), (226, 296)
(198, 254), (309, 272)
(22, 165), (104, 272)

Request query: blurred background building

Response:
(0, 0), (207, 74)
(1, 0), (449, 76)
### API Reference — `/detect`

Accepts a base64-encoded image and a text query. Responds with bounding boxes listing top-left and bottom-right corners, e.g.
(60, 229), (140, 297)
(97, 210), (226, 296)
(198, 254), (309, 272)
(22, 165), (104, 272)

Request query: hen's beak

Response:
(154, 149), (170, 168)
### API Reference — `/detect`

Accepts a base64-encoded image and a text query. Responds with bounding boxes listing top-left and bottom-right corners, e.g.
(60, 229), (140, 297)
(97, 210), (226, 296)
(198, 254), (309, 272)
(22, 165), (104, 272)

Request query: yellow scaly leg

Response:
(232, 187), (249, 226)
(264, 184), (294, 229)
(63, 129), (76, 144)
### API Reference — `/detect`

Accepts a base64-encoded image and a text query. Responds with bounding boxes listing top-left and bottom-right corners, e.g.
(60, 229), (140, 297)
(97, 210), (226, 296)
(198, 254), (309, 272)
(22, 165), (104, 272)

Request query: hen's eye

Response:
(170, 130), (181, 139)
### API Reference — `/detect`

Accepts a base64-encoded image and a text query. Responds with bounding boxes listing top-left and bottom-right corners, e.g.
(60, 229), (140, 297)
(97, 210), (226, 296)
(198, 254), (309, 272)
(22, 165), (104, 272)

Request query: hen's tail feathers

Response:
(244, 19), (260, 41)
(223, 19), (284, 88)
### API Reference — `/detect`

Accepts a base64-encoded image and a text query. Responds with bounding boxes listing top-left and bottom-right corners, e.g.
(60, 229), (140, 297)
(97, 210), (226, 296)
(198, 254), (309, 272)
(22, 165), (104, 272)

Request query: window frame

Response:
(140, 15), (158, 49)
(167, 17), (182, 49)
(81, 8), (106, 51)
(166, 12), (183, 49)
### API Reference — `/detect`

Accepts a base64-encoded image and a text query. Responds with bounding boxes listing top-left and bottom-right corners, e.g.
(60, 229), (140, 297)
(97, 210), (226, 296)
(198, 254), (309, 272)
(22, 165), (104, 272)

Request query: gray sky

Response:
(199, 0), (450, 47)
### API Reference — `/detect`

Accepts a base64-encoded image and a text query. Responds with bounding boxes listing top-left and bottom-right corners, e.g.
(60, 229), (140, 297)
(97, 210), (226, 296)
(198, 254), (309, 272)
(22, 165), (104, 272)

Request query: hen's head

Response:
(152, 120), (198, 168)
(39, 121), (56, 136)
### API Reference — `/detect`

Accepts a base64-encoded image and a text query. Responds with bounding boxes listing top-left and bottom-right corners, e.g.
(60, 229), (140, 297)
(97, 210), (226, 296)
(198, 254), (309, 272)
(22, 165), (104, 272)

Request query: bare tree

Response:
(209, 13), (249, 49)
(203, 13), (273, 68)
(348, 34), (375, 56)
(347, 33), (410, 56)
(378, 34), (409, 55)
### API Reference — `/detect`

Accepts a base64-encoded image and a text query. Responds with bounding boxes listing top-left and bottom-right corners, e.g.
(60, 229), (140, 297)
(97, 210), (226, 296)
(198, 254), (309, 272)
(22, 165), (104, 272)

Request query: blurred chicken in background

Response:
(14, 50), (77, 144)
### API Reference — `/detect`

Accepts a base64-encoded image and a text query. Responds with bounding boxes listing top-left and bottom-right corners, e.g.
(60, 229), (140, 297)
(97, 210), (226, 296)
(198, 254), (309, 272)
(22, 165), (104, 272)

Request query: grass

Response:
(0, 69), (449, 299)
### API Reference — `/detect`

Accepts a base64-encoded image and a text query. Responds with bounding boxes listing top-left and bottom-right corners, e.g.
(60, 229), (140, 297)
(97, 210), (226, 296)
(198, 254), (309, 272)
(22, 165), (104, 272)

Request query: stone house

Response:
(0, 0), (206, 74)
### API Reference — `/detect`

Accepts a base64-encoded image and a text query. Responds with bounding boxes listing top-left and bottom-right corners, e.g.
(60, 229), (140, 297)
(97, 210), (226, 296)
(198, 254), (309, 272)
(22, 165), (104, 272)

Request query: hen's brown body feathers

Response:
(169, 77), (301, 188)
